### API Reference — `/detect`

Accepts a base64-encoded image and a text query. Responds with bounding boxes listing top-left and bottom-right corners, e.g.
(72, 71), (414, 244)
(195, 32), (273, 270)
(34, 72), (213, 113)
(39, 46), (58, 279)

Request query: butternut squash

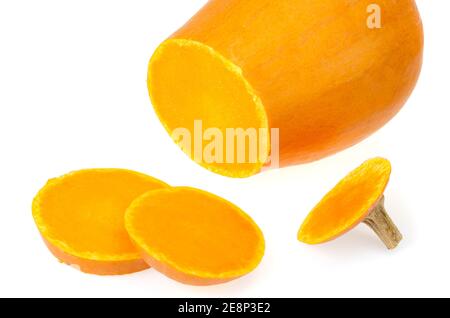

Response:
(298, 158), (402, 249)
(125, 187), (265, 285)
(148, 0), (423, 178)
(32, 169), (168, 275)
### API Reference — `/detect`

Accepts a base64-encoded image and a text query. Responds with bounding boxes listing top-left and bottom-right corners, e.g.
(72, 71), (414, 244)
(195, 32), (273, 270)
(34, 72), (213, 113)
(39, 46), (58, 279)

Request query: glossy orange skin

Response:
(169, 0), (424, 166)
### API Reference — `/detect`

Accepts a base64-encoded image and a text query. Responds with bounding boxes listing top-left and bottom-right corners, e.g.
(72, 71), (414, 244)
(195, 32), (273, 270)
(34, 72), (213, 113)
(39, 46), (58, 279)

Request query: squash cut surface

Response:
(149, 39), (270, 178)
(125, 187), (265, 285)
(32, 169), (168, 275)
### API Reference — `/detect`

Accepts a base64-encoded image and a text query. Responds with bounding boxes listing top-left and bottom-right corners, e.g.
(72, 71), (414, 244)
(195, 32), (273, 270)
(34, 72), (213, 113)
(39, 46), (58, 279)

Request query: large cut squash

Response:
(148, 0), (423, 178)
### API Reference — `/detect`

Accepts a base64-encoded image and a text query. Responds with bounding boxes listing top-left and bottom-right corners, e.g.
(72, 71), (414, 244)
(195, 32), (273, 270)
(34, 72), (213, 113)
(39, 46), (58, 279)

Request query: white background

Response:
(0, 0), (448, 298)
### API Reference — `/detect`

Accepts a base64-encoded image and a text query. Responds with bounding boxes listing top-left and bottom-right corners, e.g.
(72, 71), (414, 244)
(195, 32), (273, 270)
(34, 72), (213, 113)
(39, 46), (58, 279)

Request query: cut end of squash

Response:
(32, 169), (168, 275)
(148, 39), (270, 178)
(125, 187), (265, 286)
(298, 158), (392, 245)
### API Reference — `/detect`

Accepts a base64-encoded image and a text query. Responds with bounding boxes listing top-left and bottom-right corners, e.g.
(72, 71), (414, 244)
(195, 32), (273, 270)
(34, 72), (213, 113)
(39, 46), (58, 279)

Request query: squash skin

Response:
(43, 238), (150, 275)
(138, 247), (237, 286)
(150, 0), (423, 171)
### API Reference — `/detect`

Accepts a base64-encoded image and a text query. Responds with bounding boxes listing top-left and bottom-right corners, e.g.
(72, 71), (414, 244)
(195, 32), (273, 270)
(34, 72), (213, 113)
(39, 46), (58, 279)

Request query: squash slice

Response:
(298, 158), (402, 249)
(125, 187), (265, 285)
(32, 169), (168, 275)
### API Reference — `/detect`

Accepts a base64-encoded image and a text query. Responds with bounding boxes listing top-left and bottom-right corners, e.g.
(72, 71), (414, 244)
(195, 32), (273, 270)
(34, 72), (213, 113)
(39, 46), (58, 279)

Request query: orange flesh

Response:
(32, 169), (168, 275)
(148, 0), (423, 177)
(125, 187), (265, 285)
(298, 158), (391, 245)
(149, 40), (269, 178)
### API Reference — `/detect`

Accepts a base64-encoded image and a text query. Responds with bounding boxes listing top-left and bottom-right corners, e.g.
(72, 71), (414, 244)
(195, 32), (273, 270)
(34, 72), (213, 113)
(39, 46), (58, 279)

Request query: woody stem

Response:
(363, 196), (403, 250)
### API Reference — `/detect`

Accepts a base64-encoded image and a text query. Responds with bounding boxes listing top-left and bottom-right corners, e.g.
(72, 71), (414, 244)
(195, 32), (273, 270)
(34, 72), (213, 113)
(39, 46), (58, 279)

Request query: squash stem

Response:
(363, 196), (403, 250)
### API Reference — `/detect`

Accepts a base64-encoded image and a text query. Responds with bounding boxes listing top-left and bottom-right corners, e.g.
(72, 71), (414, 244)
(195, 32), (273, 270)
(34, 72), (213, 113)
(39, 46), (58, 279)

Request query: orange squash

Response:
(298, 158), (402, 249)
(32, 169), (168, 275)
(125, 187), (265, 285)
(148, 0), (423, 178)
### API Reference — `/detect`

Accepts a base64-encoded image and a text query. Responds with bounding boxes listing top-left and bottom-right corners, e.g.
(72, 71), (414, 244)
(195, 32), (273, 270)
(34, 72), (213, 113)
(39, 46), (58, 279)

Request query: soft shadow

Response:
(302, 225), (408, 261)
(121, 262), (265, 297)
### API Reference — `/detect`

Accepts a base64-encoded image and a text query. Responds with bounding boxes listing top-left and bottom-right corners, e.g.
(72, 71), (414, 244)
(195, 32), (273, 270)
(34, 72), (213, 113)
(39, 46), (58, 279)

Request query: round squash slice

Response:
(298, 158), (402, 249)
(148, 0), (423, 178)
(125, 187), (265, 285)
(32, 169), (168, 275)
